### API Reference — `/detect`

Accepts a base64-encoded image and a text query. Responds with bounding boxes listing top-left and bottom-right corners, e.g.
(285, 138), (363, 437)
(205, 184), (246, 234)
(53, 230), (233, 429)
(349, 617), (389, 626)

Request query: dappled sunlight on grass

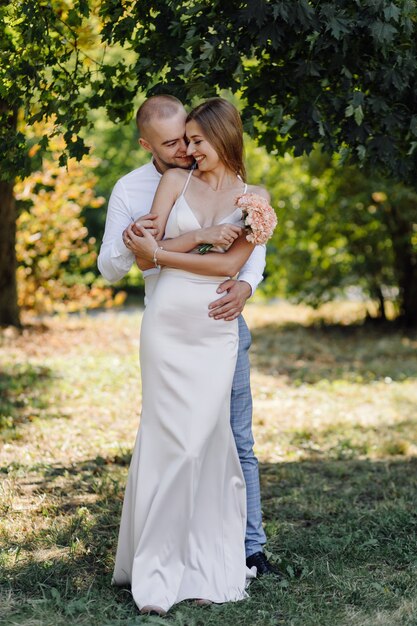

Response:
(1, 302), (417, 626)
(1, 312), (143, 468)
(243, 302), (417, 465)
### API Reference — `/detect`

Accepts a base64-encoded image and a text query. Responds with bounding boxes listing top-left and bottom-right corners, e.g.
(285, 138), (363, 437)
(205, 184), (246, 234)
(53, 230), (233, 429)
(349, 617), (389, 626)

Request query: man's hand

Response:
(131, 213), (159, 237)
(135, 256), (155, 271)
(122, 214), (159, 249)
(199, 223), (243, 247)
(208, 279), (252, 321)
(122, 215), (159, 272)
(123, 223), (159, 260)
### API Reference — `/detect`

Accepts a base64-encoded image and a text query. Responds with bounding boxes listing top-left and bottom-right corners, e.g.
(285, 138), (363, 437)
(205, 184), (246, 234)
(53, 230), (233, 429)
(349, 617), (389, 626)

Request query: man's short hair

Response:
(136, 95), (184, 136)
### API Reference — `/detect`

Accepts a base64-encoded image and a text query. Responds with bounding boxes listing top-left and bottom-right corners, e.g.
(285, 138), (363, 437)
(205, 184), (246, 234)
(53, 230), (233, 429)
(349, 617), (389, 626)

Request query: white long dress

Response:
(113, 171), (250, 612)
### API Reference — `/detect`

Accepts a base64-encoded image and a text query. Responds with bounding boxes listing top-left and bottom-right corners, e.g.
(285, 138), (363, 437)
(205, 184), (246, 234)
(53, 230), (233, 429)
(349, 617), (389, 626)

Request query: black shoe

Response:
(246, 551), (283, 578)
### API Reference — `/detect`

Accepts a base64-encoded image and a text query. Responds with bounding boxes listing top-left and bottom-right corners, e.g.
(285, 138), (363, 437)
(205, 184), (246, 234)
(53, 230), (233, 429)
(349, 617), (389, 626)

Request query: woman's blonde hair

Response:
(186, 98), (246, 181)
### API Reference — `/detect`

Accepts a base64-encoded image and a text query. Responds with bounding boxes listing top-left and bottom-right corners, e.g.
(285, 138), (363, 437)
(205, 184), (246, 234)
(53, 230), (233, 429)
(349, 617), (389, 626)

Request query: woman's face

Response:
(185, 120), (220, 171)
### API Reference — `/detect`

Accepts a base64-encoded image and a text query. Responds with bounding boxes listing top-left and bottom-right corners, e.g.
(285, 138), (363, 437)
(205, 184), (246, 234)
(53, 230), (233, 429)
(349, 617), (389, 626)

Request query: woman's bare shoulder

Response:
(246, 184), (271, 202)
(161, 168), (190, 183)
(156, 168), (191, 198)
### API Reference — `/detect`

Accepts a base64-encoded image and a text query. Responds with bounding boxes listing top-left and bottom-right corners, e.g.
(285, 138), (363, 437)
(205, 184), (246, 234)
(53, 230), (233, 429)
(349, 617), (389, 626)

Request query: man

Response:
(98, 94), (279, 576)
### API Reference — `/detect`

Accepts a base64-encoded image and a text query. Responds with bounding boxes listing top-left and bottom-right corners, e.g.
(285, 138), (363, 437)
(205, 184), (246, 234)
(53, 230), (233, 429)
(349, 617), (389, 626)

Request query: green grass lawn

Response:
(1, 302), (417, 626)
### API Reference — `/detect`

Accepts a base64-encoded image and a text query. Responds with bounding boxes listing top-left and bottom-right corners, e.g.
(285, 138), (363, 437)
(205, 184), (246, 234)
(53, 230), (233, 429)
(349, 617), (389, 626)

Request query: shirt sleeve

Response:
(237, 244), (266, 297)
(97, 180), (135, 283)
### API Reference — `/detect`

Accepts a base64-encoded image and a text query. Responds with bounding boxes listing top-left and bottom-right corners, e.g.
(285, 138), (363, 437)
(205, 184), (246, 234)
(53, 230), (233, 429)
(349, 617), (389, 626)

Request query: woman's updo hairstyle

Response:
(186, 98), (246, 181)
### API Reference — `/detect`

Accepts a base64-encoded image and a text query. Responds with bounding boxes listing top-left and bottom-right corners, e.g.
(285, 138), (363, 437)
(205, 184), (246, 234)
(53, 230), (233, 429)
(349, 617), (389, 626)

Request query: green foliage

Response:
(14, 125), (125, 313)
(0, 363), (53, 432)
(3, 0), (416, 182)
(1, 0), (87, 175)
(245, 143), (417, 318)
(99, 0), (417, 185)
(2, 0), (417, 325)
(83, 105), (148, 244)
(0, 1), (142, 324)
(86, 108), (146, 200)
(93, 0), (417, 323)
(0, 0), (135, 179)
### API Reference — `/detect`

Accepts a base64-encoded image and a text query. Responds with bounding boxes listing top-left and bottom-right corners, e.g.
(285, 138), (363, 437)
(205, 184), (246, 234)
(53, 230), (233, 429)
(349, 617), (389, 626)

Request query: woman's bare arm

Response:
(147, 169), (183, 240)
(158, 223), (243, 253)
(132, 169), (242, 253)
(127, 175), (269, 275)
(130, 226), (255, 277)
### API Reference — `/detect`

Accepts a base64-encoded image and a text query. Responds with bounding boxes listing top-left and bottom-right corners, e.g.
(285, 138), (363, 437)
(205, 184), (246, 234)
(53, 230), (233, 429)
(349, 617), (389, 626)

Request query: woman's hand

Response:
(199, 223), (243, 247)
(122, 214), (159, 250)
(131, 213), (159, 238)
(123, 224), (158, 261)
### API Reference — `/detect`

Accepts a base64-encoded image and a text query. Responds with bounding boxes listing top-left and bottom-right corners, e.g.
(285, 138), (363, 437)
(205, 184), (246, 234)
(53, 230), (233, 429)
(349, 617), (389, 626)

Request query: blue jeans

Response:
(231, 315), (266, 557)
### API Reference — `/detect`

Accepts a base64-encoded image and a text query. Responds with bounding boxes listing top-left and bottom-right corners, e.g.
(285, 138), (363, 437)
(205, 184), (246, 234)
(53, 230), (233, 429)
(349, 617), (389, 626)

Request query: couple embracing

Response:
(98, 95), (278, 615)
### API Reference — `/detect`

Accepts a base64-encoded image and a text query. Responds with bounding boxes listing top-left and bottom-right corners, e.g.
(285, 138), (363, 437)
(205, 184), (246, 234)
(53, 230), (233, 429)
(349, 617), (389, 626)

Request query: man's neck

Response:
(152, 158), (165, 175)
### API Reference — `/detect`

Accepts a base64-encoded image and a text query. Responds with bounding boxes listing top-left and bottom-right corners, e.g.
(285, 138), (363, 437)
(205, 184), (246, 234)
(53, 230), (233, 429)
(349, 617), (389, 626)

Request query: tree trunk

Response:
(375, 285), (387, 322)
(0, 179), (20, 326)
(386, 203), (417, 328)
(398, 253), (417, 328)
(0, 104), (20, 327)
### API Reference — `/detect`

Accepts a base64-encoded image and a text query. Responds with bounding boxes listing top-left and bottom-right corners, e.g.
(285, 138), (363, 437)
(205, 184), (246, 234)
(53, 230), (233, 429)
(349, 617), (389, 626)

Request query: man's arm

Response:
(97, 180), (136, 283)
(98, 171), (243, 279)
(135, 215), (267, 322)
(131, 168), (243, 266)
(238, 243), (266, 296)
(152, 186), (268, 319)
(208, 244), (266, 320)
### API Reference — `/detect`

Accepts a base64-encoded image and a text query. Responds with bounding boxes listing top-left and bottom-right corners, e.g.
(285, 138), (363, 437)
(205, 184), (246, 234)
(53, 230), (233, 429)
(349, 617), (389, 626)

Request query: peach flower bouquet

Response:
(198, 192), (277, 254)
(235, 192), (277, 244)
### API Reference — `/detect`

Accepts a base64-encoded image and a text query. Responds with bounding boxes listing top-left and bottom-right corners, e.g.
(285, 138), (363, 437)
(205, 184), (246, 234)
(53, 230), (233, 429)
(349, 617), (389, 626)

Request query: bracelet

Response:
(153, 245), (164, 269)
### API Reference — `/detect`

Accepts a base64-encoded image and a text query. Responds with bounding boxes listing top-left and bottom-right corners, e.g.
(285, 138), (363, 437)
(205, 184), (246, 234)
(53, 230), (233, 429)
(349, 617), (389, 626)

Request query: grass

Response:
(1, 301), (417, 626)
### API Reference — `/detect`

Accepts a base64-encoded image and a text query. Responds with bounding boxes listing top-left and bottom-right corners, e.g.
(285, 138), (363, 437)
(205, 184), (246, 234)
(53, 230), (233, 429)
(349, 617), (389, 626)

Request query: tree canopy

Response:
(15, 121), (123, 314)
(1, 0), (138, 177)
(251, 147), (417, 323)
(100, 0), (417, 184)
(0, 0), (132, 325)
(2, 0), (417, 326)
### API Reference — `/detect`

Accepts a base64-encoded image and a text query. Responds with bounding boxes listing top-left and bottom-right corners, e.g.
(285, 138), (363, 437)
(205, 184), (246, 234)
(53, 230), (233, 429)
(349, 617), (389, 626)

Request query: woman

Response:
(113, 98), (271, 615)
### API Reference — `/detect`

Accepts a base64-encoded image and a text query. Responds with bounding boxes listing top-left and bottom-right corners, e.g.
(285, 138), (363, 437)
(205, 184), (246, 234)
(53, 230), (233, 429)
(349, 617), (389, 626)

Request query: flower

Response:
(235, 192), (277, 245)
(198, 192), (277, 254)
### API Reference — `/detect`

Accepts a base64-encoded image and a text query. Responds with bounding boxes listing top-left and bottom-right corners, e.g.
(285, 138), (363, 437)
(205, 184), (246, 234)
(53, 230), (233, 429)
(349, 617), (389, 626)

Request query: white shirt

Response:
(97, 161), (266, 296)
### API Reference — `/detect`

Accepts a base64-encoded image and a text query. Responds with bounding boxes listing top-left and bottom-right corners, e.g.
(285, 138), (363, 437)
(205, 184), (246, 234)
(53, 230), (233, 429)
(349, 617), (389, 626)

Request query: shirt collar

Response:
(151, 159), (163, 178)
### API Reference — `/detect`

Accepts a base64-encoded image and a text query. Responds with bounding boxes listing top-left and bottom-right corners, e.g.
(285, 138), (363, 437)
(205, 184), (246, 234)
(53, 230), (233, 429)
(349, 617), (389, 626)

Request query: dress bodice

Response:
(164, 170), (246, 251)
(165, 195), (243, 239)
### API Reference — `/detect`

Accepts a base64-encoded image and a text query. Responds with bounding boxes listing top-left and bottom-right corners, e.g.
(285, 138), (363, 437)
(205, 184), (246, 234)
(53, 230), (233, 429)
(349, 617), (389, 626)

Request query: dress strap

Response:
(180, 168), (195, 197)
(237, 174), (248, 194)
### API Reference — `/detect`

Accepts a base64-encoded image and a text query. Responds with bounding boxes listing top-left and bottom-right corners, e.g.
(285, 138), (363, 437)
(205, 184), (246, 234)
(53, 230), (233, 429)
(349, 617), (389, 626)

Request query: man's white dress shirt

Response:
(97, 161), (266, 296)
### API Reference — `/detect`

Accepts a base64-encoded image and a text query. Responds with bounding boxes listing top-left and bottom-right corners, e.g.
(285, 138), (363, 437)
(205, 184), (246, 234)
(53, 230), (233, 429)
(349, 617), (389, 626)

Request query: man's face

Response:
(139, 111), (194, 173)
